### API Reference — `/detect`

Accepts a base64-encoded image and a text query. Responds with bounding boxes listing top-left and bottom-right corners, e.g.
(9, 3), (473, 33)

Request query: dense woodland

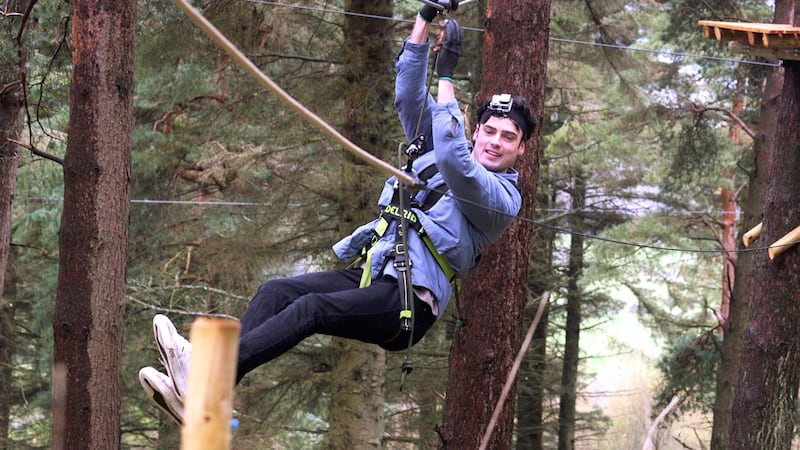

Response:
(2, 0), (799, 448)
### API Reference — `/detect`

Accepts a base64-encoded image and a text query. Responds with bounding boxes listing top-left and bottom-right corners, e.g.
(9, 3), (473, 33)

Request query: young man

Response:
(139, 5), (536, 424)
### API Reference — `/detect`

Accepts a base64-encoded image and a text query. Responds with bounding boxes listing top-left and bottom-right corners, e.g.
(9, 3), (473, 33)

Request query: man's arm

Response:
(409, 14), (431, 44)
(437, 79), (455, 104)
(394, 13), (436, 147)
(430, 19), (520, 233)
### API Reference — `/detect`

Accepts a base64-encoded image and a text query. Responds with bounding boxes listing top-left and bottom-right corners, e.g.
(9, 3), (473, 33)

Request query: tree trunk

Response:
(440, 0), (551, 448)
(51, 1), (134, 448)
(0, 3), (27, 447)
(517, 164), (555, 450)
(1, 2), (30, 448)
(327, 0), (393, 447)
(328, 340), (387, 449)
(0, 106), (20, 449)
(515, 301), (549, 450)
(730, 5), (800, 446)
(710, 58), (782, 449)
(557, 169), (585, 450)
(717, 187), (736, 326)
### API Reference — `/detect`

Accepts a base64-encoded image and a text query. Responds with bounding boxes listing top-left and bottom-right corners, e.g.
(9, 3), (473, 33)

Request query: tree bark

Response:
(557, 168), (585, 450)
(516, 169), (555, 450)
(730, 4), (800, 446)
(440, 0), (551, 448)
(0, 107), (20, 449)
(327, 0), (393, 448)
(0, 3), (27, 447)
(51, 1), (135, 448)
(515, 298), (549, 450)
(717, 187), (736, 326)
(328, 340), (387, 449)
(1, 2), (31, 448)
(710, 56), (782, 450)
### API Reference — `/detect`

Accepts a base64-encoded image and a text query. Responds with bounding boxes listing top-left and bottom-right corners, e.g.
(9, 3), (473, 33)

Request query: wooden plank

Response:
(702, 24), (749, 43)
(729, 41), (800, 61)
(700, 20), (800, 52)
(763, 32), (800, 48)
(699, 20), (800, 35)
(746, 30), (757, 46)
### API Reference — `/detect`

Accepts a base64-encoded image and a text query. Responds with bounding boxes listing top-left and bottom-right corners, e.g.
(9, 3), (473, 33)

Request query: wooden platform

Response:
(699, 20), (800, 61)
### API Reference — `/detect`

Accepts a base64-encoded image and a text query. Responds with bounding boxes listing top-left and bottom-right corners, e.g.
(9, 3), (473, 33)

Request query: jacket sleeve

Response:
(431, 100), (521, 239)
(394, 38), (435, 149)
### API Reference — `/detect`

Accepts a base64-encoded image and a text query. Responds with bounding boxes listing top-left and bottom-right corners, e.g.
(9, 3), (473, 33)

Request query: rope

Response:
(478, 291), (550, 450)
(173, 0), (422, 188)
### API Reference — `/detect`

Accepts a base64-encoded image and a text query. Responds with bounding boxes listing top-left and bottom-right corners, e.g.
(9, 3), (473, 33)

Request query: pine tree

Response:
(51, 0), (135, 447)
(440, 0), (552, 447)
(0, 1), (28, 446)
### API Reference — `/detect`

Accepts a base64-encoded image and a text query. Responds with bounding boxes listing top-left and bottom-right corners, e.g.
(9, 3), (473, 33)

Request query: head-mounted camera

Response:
(487, 93), (513, 115)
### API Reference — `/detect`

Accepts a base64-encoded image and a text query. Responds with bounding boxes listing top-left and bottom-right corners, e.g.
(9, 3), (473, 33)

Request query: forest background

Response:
(0, 0), (791, 448)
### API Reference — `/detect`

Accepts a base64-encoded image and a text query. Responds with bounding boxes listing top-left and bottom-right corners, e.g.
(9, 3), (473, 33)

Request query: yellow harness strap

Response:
(356, 209), (455, 288)
(358, 217), (390, 288)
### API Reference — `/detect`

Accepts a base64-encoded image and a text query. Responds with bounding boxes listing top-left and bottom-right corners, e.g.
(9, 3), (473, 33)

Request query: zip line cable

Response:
(418, 184), (795, 256)
(20, 196), (743, 217)
(244, 0), (779, 68)
(18, 191), (789, 255)
(127, 188), (800, 255)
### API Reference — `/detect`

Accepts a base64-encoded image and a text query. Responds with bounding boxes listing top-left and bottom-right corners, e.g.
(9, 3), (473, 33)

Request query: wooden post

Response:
(768, 224), (800, 259)
(181, 317), (240, 450)
(743, 222), (763, 247)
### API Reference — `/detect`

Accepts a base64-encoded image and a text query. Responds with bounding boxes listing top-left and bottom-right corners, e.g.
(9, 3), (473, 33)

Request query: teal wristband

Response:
(439, 76), (454, 82)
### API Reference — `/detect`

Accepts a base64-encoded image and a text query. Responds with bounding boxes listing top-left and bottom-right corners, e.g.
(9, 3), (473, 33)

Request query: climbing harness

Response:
(354, 160), (456, 290)
(393, 13), (458, 389)
(349, 137), (457, 391)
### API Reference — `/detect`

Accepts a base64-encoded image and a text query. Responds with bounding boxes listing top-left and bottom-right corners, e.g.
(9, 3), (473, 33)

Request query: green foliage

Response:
(5, 0), (781, 447)
(654, 333), (720, 417)
(8, 137), (65, 450)
(662, 116), (725, 191)
(534, 1), (768, 446)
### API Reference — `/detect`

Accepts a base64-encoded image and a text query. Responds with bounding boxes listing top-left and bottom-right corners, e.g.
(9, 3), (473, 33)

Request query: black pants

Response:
(236, 269), (436, 382)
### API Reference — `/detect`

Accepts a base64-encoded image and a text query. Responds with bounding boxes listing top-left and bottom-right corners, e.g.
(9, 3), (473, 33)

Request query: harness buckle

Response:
(393, 243), (412, 271)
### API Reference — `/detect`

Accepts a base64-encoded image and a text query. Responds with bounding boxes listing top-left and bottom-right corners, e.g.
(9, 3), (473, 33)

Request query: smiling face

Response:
(471, 116), (526, 172)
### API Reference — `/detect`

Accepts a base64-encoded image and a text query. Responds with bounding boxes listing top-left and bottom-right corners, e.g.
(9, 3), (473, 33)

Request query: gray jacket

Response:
(332, 39), (521, 316)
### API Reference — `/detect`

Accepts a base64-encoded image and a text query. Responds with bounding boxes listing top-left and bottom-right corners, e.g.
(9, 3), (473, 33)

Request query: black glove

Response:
(418, 0), (459, 23)
(419, 4), (439, 22)
(436, 19), (462, 79)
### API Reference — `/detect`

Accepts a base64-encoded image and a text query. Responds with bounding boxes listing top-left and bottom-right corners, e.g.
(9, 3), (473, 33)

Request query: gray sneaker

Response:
(153, 314), (192, 400)
(139, 366), (184, 426)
